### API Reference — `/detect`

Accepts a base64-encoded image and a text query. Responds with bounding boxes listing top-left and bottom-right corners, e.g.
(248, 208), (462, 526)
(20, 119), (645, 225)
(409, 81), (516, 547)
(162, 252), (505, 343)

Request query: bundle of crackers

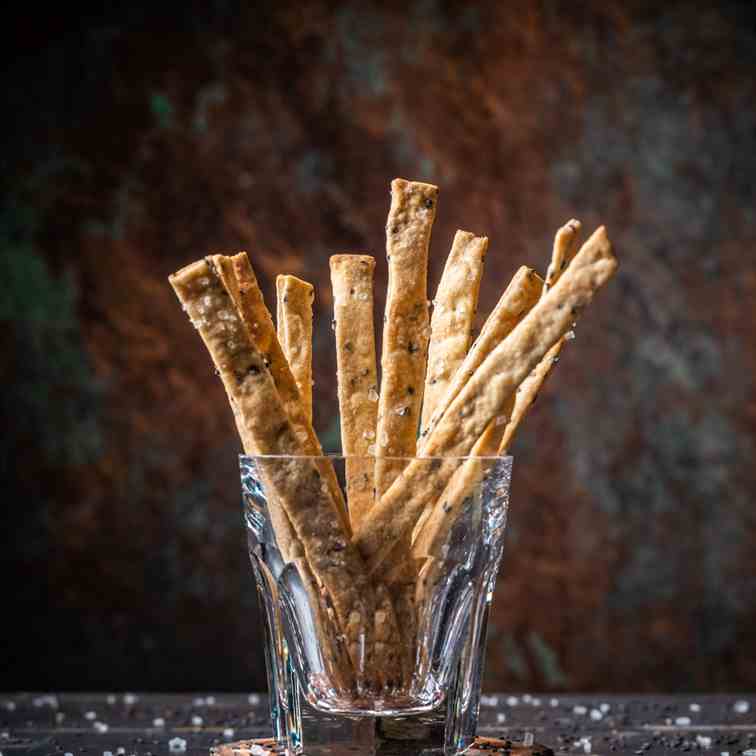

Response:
(169, 178), (617, 693)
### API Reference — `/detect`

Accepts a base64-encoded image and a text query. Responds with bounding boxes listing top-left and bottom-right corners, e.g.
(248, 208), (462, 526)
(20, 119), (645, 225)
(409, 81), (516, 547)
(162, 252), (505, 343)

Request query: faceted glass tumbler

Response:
(241, 454), (513, 756)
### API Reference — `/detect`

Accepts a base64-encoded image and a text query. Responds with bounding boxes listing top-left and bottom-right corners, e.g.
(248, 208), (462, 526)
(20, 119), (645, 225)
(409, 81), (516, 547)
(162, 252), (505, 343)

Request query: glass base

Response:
(212, 734), (552, 756)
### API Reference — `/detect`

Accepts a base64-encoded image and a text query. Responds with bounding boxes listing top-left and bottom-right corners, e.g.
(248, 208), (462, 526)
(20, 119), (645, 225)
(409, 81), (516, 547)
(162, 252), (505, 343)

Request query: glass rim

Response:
(239, 453), (513, 462)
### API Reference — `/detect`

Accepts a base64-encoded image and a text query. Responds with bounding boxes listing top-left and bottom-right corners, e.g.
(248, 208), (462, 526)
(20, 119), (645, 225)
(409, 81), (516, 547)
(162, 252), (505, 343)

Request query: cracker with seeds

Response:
(375, 179), (439, 496)
(330, 254), (379, 531)
(214, 253), (350, 535)
(420, 230), (487, 435)
(277, 275), (315, 424)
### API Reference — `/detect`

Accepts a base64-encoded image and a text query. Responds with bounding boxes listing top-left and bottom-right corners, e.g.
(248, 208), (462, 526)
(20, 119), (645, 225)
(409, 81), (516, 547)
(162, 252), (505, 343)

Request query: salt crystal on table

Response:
(85, 711), (97, 720)
(106, 695), (117, 705)
(720, 752), (729, 756)
(523, 694), (532, 703)
(191, 715), (203, 726)
(497, 713), (507, 723)
(223, 728), (235, 739)
(480, 695), (498, 707)
(675, 716), (691, 726)
(573, 705), (588, 715)
(192, 697), (206, 707)
(531, 698), (542, 706)
(550, 698), (559, 707)
(600, 703), (611, 713)
(104, 750), (114, 756)
(123, 694), (138, 705)
(117, 748), (126, 754)
(248, 694), (260, 705)
(206, 696), (216, 706)
(696, 736), (712, 749)
(168, 738), (187, 752)
(153, 718), (165, 728)
(56, 712), (65, 724)
(690, 703), (701, 712)
(507, 696), (519, 706)
(94, 722), (109, 733)
(590, 709), (603, 721)
(742, 751), (756, 756)
(734, 700), (751, 714)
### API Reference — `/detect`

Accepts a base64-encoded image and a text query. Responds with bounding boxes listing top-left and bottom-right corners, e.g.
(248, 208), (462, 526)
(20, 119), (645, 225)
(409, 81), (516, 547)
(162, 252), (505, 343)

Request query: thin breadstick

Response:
(375, 178), (439, 496)
(419, 265), (543, 451)
(170, 259), (394, 686)
(276, 275), (314, 424)
(214, 253), (350, 536)
(355, 226), (617, 578)
(496, 219), (582, 454)
(329, 254), (379, 531)
(420, 230), (487, 434)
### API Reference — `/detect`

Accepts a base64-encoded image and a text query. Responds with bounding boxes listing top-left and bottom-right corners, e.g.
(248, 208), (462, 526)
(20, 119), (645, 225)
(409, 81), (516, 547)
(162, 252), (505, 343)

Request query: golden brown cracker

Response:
(329, 254), (379, 530)
(375, 178), (439, 495)
(220, 253), (349, 535)
(276, 274), (315, 424)
(421, 230), (487, 434)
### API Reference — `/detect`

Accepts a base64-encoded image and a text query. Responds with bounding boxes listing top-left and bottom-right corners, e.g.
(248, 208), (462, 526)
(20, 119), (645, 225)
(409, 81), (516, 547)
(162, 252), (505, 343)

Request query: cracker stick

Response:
(355, 226), (617, 578)
(330, 254), (379, 531)
(170, 260), (382, 682)
(419, 265), (543, 451)
(276, 275), (314, 424)
(496, 219), (582, 454)
(375, 178), (439, 496)
(420, 230), (487, 434)
(214, 253), (350, 536)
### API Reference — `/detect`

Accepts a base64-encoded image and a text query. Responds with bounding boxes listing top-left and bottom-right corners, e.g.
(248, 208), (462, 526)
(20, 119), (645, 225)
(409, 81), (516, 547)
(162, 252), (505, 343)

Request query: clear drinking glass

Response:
(241, 454), (513, 756)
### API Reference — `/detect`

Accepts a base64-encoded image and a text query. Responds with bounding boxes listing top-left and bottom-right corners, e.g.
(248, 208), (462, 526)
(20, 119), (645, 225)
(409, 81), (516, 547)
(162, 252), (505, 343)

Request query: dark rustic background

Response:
(2, 0), (755, 693)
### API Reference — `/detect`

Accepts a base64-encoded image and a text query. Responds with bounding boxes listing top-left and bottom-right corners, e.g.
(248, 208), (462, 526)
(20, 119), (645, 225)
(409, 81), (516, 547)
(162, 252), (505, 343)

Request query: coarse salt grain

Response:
(600, 703), (610, 713)
(85, 711), (97, 721)
(590, 709), (603, 721)
(117, 748), (126, 754)
(690, 703), (701, 712)
(191, 715), (203, 726)
(480, 695), (498, 707)
(573, 705), (588, 715)
(223, 728), (235, 739)
(123, 694), (138, 705)
(94, 722), (109, 733)
(734, 700), (751, 714)
(696, 736), (712, 749)
(168, 738), (187, 752)
(106, 695), (117, 705)
(153, 718), (165, 728)
(104, 750), (114, 756)
(675, 716), (691, 726)
(206, 696), (216, 706)
(507, 696), (519, 706)
(550, 698), (559, 707)
(497, 713), (507, 723)
(248, 694), (260, 705)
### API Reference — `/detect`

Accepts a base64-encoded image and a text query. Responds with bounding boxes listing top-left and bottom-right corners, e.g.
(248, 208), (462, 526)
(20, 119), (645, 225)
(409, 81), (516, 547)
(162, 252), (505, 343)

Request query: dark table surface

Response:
(1, 694), (754, 756)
